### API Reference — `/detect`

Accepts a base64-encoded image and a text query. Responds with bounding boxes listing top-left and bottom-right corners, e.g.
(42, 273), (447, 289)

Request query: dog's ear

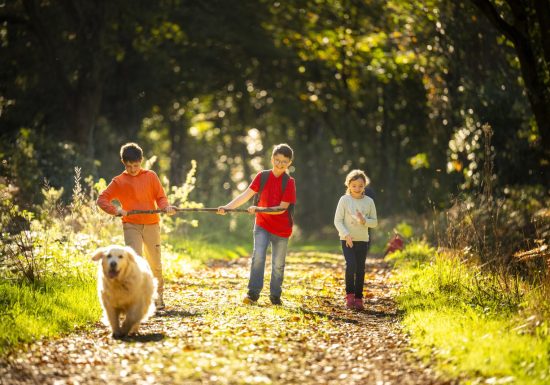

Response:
(124, 246), (137, 262)
(91, 247), (106, 261)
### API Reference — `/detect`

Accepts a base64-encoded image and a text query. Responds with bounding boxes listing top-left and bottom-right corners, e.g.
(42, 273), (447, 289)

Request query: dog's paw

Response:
(112, 331), (126, 340)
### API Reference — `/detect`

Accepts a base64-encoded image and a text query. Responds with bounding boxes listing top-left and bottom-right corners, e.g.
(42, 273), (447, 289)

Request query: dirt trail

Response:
(0, 251), (455, 385)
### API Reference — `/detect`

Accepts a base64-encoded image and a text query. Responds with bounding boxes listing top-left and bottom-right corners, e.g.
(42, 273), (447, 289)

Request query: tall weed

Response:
(0, 168), (121, 283)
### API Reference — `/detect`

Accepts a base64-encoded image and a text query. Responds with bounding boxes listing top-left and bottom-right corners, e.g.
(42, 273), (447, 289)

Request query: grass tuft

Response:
(387, 242), (550, 384)
(0, 277), (101, 353)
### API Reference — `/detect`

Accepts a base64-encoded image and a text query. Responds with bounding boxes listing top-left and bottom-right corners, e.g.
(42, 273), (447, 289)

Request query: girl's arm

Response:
(364, 201), (378, 228)
(334, 197), (349, 236)
(355, 200), (377, 227)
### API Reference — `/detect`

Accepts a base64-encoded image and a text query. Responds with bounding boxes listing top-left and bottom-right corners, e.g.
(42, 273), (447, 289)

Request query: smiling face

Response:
(271, 154), (292, 176)
(347, 178), (366, 199)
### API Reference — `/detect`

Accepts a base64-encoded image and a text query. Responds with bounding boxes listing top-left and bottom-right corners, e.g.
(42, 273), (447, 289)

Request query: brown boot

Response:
(346, 293), (355, 309)
(354, 297), (364, 311)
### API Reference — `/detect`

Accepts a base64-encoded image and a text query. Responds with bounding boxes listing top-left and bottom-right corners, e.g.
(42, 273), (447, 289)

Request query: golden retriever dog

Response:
(91, 245), (157, 339)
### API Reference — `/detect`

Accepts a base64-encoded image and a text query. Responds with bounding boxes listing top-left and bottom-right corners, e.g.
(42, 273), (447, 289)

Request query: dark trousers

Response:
(341, 240), (370, 298)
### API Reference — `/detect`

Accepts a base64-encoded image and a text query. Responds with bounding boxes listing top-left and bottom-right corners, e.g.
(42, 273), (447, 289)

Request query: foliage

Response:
(1, 0), (548, 239)
(0, 168), (119, 284)
(0, 184), (42, 283)
(161, 159), (203, 235)
(385, 241), (435, 266)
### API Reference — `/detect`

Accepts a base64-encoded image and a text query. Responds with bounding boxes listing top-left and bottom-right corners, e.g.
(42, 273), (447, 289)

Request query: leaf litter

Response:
(0, 251), (457, 384)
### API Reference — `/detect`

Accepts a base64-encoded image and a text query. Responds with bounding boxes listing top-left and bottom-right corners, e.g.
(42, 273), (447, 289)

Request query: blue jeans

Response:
(341, 240), (370, 298)
(248, 225), (289, 299)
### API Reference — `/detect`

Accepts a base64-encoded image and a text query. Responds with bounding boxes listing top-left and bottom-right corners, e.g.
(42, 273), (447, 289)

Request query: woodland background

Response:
(1, 0), (548, 239)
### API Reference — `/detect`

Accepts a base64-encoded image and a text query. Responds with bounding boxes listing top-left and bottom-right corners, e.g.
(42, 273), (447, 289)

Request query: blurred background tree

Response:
(1, 0), (547, 237)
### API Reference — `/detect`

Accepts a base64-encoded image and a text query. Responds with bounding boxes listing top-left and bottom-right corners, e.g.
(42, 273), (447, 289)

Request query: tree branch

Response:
(469, 0), (525, 44)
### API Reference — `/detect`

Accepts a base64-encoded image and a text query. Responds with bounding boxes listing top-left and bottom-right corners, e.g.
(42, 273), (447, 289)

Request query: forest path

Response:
(1, 250), (455, 385)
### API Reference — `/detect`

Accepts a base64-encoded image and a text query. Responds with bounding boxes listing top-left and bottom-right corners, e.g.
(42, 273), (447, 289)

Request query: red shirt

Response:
(97, 169), (169, 224)
(249, 171), (296, 238)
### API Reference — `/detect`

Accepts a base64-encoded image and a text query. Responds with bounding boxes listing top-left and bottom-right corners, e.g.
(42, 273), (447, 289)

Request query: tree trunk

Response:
(470, 0), (550, 153)
(70, 71), (104, 159)
(23, 0), (108, 158)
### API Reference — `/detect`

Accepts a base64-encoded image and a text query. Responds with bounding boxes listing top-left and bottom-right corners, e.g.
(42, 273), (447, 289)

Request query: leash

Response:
(122, 207), (282, 216)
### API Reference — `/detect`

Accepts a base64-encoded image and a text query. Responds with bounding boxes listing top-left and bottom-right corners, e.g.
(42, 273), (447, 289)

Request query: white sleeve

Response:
(364, 200), (378, 228)
(334, 196), (349, 236)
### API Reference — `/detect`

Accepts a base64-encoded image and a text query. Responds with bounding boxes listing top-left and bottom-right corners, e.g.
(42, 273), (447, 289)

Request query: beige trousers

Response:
(123, 223), (163, 296)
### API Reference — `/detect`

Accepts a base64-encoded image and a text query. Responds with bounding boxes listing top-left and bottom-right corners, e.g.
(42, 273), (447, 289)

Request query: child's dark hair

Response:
(272, 143), (293, 160)
(120, 142), (143, 163)
(345, 169), (370, 194)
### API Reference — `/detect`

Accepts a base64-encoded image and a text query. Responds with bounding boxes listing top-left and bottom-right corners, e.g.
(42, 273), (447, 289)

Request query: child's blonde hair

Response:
(344, 169), (370, 194)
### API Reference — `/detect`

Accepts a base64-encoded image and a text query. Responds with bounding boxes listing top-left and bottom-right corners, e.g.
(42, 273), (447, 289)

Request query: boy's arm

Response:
(256, 177), (295, 215)
(251, 201), (289, 215)
(217, 188), (257, 214)
(97, 180), (123, 216)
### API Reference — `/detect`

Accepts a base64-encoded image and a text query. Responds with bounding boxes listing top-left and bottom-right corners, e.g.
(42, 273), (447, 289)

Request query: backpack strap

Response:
(281, 173), (294, 226)
(253, 170), (271, 206)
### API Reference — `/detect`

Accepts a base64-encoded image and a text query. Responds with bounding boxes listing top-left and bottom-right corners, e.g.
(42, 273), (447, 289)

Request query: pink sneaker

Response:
(346, 293), (355, 309)
(355, 297), (364, 311)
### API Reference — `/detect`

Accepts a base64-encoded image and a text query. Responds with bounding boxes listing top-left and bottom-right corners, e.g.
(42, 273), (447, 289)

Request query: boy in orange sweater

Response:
(97, 142), (176, 309)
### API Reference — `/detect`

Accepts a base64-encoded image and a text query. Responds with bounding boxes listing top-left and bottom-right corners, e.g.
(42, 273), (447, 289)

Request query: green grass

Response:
(0, 277), (101, 354)
(0, 232), (250, 355)
(165, 236), (248, 269)
(387, 242), (550, 384)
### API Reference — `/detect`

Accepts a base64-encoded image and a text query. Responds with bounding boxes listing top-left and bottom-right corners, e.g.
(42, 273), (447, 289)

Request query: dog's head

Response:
(91, 245), (137, 280)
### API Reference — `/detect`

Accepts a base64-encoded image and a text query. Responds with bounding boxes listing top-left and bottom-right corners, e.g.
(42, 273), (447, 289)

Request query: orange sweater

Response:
(97, 169), (169, 224)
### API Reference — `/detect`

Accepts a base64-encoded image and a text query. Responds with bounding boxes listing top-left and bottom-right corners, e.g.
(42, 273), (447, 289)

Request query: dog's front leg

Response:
(106, 307), (123, 339)
(120, 306), (141, 336)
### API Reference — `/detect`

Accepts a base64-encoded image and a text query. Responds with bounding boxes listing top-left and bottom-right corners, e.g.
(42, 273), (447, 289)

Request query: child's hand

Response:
(217, 206), (230, 215)
(345, 235), (353, 248)
(355, 210), (366, 225)
(116, 208), (128, 217)
(164, 206), (177, 216)
(247, 206), (257, 214)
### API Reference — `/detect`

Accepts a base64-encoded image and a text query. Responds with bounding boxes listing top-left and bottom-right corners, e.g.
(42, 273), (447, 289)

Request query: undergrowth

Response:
(387, 242), (550, 384)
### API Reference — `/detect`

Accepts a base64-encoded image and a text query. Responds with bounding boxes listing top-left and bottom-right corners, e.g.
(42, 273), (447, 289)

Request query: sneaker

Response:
(243, 295), (258, 305)
(155, 296), (165, 310)
(354, 297), (364, 311)
(269, 295), (282, 305)
(345, 293), (355, 309)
